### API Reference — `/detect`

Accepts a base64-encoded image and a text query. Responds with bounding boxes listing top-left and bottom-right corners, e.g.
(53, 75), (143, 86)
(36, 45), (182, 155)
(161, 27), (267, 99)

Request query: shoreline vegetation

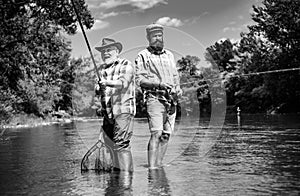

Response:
(1, 109), (299, 130)
(1, 115), (102, 130)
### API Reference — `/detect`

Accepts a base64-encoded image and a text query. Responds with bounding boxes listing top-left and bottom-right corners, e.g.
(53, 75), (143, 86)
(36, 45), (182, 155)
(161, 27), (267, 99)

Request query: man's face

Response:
(101, 46), (119, 64)
(148, 31), (164, 49)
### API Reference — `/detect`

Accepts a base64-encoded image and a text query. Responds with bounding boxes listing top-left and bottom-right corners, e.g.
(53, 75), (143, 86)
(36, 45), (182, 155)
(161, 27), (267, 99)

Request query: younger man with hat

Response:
(135, 24), (182, 169)
(95, 38), (135, 172)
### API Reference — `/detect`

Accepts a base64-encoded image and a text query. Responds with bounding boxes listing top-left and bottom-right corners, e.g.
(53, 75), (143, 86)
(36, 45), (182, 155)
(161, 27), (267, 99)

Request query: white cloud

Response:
(222, 26), (242, 33)
(77, 20), (109, 33)
(85, 0), (102, 9)
(98, 11), (119, 19)
(97, 0), (168, 10)
(156, 17), (183, 27)
(91, 20), (110, 30)
(184, 12), (209, 25)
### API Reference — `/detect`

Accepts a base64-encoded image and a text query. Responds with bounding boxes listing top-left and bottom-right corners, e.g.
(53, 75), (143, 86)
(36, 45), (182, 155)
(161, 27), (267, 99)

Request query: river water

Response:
(0, 114), (299, 195)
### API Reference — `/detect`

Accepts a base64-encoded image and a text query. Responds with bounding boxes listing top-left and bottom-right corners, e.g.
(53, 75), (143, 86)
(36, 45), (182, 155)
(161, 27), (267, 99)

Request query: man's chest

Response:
(102, 65), (121, 80)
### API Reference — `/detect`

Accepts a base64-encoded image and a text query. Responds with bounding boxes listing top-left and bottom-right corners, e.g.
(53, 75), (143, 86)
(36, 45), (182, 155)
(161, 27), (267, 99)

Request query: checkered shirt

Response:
(96, 58), (135, 117)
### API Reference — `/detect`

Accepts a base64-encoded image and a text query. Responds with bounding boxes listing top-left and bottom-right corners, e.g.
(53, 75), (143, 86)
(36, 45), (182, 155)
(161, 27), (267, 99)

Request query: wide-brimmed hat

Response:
(146, 23), (164, 35)
(95, 38), (122, 53)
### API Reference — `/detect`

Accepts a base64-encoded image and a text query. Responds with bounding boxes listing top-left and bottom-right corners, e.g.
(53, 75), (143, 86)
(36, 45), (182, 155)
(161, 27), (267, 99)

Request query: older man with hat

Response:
(135, 24), (182, 169)
(94, 38), (135, 172)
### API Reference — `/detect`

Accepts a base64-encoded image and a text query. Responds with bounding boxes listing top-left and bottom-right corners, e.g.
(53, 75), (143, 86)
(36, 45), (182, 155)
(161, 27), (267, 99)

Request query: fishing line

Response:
(181, 67), (300, 86)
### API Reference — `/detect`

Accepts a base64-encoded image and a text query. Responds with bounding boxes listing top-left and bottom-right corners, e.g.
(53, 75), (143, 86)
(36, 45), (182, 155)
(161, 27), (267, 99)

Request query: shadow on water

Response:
(0, 114), (300, 195)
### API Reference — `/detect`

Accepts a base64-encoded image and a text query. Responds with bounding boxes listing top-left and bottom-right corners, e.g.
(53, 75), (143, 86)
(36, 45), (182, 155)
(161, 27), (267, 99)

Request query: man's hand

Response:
(98, 80), (108, 87)
(95, 79), (106, 95)
(158, 82), (172, 90)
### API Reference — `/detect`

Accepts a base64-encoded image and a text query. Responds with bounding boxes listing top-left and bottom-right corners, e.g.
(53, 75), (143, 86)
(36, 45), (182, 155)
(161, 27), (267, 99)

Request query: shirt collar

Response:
(104, 58), (120, 69)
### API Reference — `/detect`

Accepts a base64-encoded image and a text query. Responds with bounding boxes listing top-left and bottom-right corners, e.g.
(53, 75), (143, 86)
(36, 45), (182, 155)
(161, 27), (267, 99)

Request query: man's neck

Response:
(147, 46), (165, 55)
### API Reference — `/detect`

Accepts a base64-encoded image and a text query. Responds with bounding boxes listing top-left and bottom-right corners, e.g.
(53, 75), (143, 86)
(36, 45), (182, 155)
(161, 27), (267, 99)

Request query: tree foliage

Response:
(238, 0), (300, 112)
(177, 55), (212, 117)
(0, 0), (93, 124)
(205, 0), (300, 113)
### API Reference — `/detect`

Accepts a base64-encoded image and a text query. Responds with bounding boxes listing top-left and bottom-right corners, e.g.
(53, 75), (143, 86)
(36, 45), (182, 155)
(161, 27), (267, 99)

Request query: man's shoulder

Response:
(118, 58), (132, 65)
(137, 48), (150, 56)
(163, 49), (174, 56)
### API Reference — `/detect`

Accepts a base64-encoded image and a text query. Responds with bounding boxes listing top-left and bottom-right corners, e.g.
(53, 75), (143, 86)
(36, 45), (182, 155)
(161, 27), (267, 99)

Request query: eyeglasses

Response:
(101, 47), (117, 53)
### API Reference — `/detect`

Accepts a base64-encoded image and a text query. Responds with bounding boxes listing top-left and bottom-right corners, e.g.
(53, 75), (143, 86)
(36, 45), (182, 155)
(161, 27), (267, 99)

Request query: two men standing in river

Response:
(94, 23), (182, 171)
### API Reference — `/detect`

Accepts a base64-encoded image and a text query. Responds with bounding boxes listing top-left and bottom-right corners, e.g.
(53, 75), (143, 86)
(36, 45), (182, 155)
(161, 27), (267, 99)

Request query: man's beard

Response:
(151, 40), (164, 51)
(103, 57), (114, 65)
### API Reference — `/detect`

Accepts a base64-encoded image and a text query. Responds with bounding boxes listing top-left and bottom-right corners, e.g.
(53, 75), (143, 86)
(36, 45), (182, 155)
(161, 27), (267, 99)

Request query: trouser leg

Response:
(113, 113), (134, 172)
(117, 148), (133, 172)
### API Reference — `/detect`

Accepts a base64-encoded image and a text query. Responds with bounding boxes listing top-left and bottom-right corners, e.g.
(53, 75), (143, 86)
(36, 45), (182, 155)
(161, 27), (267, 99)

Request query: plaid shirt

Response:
(135, 47), (180, 99)
(95, 58), (135, 117)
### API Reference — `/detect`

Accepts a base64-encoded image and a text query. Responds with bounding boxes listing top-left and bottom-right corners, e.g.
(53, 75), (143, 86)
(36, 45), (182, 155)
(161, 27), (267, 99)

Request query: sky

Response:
(67, 0), (263, 64)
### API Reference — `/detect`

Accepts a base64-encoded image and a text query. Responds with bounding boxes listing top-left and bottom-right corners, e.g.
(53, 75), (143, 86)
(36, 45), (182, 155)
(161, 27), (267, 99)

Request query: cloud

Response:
(155, 17), (183, 27)
(95, 0), (168, 10)
(86, 0), (102, 9)
(77, 19), (109, 33)
(91, 20), (110, 30)
(97, 11), (119, 19)
(184, 12), (209, 25)
(222, 26), (242, 33)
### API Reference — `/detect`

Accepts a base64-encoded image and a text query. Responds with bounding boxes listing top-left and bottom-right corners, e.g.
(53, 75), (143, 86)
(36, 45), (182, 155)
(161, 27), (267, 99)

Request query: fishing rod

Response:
(70, 0), (101, 81)
(180, 67), (300, 86)
(70, 0), (115, 171)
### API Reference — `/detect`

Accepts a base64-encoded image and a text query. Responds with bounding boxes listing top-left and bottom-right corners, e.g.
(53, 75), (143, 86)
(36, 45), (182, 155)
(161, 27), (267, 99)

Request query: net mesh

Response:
(81, 136), (114, 171)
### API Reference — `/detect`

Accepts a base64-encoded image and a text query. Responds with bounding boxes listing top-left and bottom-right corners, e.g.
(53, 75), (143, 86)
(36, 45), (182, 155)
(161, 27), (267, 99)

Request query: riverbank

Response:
(0, 112), (107, 130)
(2, 110), (299, 130)
(1, 114), (72, 129)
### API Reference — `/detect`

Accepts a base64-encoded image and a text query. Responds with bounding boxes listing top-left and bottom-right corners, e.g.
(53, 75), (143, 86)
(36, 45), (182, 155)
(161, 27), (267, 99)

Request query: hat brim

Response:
(95, 42), (122, 53)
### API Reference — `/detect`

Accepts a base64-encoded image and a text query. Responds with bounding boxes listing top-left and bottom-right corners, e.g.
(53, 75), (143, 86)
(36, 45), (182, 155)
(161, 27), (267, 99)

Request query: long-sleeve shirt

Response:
(135, 47), (180, 94)
(96, 58), (135, 117)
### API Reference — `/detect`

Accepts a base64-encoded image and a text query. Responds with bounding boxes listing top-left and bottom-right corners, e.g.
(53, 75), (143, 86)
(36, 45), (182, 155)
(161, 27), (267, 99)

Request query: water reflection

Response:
(104, 171), (133, 196)
(148, 168), (171, 196)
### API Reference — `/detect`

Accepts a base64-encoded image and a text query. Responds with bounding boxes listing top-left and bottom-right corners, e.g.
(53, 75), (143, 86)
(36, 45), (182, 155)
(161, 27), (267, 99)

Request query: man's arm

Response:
(99, 60), (133, 89)
(115, 60), (134, 89)
(135, 53), (172, 90)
